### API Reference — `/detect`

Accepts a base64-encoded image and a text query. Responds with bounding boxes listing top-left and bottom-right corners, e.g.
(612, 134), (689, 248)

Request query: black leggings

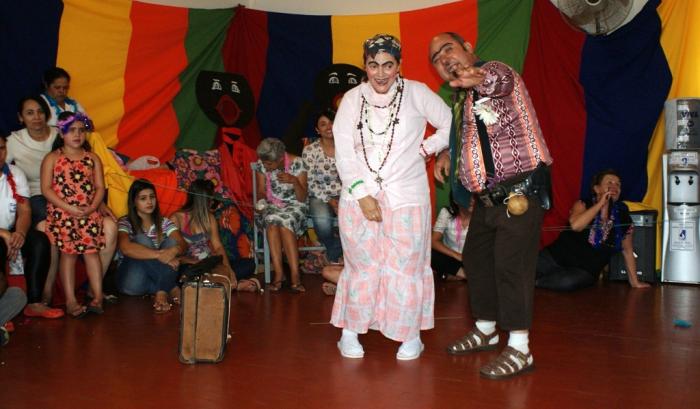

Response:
(535, 248), (596, 292)
(0, 229), (51, 303)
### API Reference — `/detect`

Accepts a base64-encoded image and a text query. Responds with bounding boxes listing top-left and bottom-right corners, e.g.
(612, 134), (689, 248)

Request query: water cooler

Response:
(661, 98), (700, 284)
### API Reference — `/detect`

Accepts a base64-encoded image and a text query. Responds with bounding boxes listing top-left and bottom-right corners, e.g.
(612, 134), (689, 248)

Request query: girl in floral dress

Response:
(40, 112), (105, 318)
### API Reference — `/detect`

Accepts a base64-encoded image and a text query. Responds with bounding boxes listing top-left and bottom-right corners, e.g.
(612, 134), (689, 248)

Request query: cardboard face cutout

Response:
(314, 64), (365, 111)
(196, 71), (255, 128)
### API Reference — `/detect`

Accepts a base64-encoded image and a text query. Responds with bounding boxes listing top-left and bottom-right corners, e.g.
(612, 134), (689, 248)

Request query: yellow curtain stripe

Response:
(331, 13), (401, 68)
(57, 0), (133, 148)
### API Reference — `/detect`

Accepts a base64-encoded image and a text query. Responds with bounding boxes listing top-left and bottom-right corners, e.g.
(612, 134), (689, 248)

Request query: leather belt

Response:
(476, 170), (540, 208)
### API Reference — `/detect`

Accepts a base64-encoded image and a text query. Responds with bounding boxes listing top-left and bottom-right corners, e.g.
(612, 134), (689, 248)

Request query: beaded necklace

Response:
(587, 200), (624, 251)
(357, 77), (404, 187)
(2, 163), (25, 204)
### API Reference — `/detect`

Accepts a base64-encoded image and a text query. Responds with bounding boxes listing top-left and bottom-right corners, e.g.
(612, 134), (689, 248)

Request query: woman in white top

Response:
(330, 34), (451, 361)
(431, 195), (473, 281)
(6, 96), (116, 305)
(40, 67), (86, 127)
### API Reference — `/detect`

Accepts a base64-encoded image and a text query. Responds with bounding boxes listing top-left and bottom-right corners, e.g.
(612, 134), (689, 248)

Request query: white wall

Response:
(139, 0), (459, 15)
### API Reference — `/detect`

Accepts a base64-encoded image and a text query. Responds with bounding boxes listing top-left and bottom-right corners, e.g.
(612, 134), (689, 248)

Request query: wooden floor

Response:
(2, 274), (699, 409)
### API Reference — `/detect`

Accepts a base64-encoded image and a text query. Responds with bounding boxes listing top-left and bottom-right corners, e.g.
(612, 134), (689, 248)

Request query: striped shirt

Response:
(457, 61), (552, 192)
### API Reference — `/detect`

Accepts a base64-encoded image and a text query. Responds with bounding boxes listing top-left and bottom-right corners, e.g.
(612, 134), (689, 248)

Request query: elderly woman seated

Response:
(254, 138), (308, 292)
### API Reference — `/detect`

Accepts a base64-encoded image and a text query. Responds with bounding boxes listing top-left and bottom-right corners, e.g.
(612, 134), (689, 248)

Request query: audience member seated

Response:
(41, 67), (86, 127)
(536, 169), (651, 291)
(431, 195), (473, 281)
(302, 108), (343, 264)
(1, 271), (26, 347)
(116, 179), (187, 313)
(0, 135), (62, 319)
(171, 179), (260, 292)
(42, 112), (108, 317)
(6, 97), (117, 305)
(254, 138), (308, 293)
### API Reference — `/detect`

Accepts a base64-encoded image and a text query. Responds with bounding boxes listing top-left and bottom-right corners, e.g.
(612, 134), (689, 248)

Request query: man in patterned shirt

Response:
(429, 32), (553, 380)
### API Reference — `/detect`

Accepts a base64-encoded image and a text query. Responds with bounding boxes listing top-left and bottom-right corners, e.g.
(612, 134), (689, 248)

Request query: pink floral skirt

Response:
(330, 194), (434, 342)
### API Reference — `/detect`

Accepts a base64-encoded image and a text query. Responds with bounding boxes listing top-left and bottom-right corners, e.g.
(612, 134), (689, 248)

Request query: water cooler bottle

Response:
(661, 98), (700, 284)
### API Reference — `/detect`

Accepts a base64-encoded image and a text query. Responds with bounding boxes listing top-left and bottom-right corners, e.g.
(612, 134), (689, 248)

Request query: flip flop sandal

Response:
(446, 327), (499, 355)
(479, 346), (535, 380)
(87, 302), (104, 315)
(67, 304), (88, 319)
(267, 281), (283, 292)
(237, 278), (261, 292)
(290, 283), (306, 293)
(153, 302), (172, 314)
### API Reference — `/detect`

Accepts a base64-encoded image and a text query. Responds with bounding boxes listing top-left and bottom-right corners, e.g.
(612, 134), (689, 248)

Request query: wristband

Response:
(348, 179), (364, 194)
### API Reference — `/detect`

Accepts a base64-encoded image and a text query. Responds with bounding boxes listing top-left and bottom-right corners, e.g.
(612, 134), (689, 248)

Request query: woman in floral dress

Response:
(254, 138), (308, 292)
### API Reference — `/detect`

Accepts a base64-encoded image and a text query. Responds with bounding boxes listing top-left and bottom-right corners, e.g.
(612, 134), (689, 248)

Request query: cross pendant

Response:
(375, 175), (383, 187)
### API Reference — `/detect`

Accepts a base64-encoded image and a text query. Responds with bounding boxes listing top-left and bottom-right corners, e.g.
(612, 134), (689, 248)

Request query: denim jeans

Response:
(117, 234), (179, 295)
(0, 287), (27, 326)
(308, 197), (342, 262)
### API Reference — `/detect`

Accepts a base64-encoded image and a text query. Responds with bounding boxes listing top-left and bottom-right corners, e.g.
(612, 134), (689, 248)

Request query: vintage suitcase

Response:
(179, 273), (232, 364)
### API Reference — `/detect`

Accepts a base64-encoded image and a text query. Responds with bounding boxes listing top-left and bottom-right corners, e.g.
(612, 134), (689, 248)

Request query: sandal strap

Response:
(449, 327), (496, 351)
(482, 346), (532, 376)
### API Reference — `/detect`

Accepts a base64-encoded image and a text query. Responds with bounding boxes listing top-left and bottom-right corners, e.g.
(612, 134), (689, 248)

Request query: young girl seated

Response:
(171, 179), (260, 292)
(117, 179), (187, 313)
(40, 112), (105, 318)
(431, 195), (473, 281)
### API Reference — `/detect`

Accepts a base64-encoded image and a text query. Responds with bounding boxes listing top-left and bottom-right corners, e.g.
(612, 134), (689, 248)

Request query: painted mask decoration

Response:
(314, 63), (365, 111)
(196, 71), (255, 128)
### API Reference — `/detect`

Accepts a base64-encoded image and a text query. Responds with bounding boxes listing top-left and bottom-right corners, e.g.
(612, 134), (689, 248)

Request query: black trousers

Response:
(463, 196), (544, 331)
(431, 250), (462, 278)
(535, 248), (596, 292)
(0, 229), (51, 303)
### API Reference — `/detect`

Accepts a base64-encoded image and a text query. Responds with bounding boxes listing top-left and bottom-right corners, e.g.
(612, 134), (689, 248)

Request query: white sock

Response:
(475, 320), (497, 335)
(397, 336), (424, 359)
(338, 329), (364, 358)
(342, 329), (358, 339)
(399, 337), (422, 351)
(508, 331), (530, 355)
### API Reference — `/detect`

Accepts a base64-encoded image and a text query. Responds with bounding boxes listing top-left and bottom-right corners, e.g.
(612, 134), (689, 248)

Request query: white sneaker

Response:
(396, 338), (425, 360)
(337, 336), (364, 358)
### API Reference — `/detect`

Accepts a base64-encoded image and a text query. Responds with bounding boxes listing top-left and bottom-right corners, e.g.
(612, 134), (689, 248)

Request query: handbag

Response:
(180, 255), (223, 282)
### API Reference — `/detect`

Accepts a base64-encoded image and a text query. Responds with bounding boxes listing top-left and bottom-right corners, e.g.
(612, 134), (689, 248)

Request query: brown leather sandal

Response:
(446, 327), (499, 355)
(479, 346), (534, 380)
(289, 283), (306, 293)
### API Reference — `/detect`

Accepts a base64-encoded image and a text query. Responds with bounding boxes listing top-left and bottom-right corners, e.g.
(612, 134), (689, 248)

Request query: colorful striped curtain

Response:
(3, 0), (700, 263)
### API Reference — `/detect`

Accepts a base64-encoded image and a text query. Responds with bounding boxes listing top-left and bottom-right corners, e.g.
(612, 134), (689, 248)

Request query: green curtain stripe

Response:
(433, 1), (534, 211)
(475, 0), (533, 74)
(173, 8), (234, 151)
